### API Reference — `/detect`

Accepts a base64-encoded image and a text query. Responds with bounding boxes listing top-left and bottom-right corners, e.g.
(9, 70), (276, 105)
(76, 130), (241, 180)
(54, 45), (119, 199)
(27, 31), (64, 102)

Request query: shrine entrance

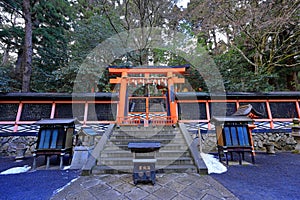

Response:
(109, 66), (187, 126)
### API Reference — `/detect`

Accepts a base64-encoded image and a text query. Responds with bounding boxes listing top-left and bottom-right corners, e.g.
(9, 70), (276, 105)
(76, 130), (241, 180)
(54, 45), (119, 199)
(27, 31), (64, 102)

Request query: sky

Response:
(176, 0), (190, 8)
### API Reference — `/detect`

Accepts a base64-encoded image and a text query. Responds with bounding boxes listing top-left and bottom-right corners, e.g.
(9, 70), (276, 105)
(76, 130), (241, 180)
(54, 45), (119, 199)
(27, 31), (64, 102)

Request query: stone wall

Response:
(0, 135), (102, 157)
(1, 131), (298, 156)
(0, 136), (37, 157)
(194, 133), (218, 153)
(194, 131), (297, 153)
(252, 132), (296, 151)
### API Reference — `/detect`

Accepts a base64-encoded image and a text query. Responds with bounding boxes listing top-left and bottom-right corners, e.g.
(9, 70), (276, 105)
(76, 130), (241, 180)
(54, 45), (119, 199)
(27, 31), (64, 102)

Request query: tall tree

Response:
(103, 0), (180, 66)
(185, 0), (300, 90)
(0, 0), (74, 92)
(51, 0), (123, 92)
(29, 0), (74, 92)
(0, 0), (36, 92)
(0, 0), (25, 91)
(22, 0), (32, 92)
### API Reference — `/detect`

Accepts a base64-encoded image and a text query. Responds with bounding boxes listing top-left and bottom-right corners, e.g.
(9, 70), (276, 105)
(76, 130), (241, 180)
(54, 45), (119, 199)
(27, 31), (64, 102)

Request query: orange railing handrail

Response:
(150, 116), (176, 126)
(118, 116), (141, 126)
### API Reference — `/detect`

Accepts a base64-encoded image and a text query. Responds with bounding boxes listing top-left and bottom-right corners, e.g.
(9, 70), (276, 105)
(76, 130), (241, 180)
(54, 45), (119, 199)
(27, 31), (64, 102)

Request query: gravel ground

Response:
(211, 152), (300, 200)
(0, 156), (80, 200)
(0, 152), (299, 200)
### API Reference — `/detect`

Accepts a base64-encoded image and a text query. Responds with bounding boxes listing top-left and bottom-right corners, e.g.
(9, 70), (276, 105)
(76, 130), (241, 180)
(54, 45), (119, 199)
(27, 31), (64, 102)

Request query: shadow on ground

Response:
(211, 152), (300, 200)
(0, 156), (80, 200)
(1, 152), (299, 200)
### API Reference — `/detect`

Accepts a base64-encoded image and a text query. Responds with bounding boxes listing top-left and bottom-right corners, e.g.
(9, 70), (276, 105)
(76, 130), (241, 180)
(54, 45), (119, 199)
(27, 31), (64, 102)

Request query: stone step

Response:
(102, 143), (190, 151)
(94, 125), (197, 175)
(112, 131), (179, 136)
(108, 139), (183, 145)
(99, 155), (193, 161)
(99, 156), (194, 166)
(111, 133), (181, 140)
(110, 134), (184, 141)
(108, 134), (185, 142)
(100, 150), (191, 158)
(92, 164), (197, 174)
(108, 138), (186, 145)
(111, 131), (180, 137)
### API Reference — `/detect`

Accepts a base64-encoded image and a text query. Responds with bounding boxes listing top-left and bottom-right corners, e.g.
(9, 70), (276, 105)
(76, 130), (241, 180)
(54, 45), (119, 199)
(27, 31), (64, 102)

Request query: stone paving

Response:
(51, 173), (238, 200)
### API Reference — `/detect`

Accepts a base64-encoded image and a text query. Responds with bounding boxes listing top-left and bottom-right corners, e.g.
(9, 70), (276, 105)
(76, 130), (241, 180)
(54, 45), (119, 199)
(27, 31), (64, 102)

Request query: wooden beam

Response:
(110, 77), (185, 84)
(171, 77), (185, 84)
(110, 77), (122, 84)
(108, 67), (186, 74)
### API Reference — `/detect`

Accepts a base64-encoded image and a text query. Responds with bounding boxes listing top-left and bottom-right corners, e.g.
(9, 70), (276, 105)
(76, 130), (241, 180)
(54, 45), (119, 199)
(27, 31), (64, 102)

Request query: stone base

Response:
(265, 144), (275, 154)
(292, 134), (300, 152)
(15, 147), (27, 160)
(70, 146), (90, 170)
(291, 149), (300, 154)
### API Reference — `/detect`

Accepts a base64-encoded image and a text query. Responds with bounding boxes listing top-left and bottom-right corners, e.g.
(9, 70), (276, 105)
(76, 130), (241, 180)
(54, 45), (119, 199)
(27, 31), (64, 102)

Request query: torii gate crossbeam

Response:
(109, 66), (187, 126)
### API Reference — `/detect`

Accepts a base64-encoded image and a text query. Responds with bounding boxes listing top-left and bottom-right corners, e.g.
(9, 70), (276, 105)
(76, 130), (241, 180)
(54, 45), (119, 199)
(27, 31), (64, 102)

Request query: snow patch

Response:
(63, 166), (71, 170)
(0, 165), (31, 175)
(52, 177), (79, 195)
(200, 153), (227, 174)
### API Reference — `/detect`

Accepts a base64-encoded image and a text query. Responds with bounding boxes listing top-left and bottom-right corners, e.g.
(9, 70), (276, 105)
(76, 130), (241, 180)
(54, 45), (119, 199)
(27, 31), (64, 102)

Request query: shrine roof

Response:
(108, 65), (190, 69)
(210, 116), (254, 123)
(108, 65), (189, 74)
(0, 92), (118, 101)
(175, 92), (300, 100)
(35, 118), (80, 125)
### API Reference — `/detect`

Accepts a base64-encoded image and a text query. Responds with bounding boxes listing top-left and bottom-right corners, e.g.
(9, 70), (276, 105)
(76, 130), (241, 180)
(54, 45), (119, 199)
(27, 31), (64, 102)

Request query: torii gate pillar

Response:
(109, 66), (187, 125)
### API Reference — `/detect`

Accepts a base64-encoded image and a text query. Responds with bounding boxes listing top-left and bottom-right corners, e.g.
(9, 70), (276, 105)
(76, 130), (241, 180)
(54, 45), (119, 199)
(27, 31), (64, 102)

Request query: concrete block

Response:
(70, 146), (90, 169)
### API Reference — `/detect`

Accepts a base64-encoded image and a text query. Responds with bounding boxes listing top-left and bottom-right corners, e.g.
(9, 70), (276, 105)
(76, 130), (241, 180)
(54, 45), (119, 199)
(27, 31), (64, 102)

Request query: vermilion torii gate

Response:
(109, 66), (187, 126)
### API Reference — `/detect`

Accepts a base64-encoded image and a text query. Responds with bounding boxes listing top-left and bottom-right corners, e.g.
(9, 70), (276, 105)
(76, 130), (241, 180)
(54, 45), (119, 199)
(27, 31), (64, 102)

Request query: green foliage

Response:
(0, 0), (298, 92)
(184, 67), (208, 92)
(184, 0), (300, 91)
(51, 10), (123, 92)
(0, 0), (76, 92)
(215, 49), (276, 92)
(0, 64), (20, 92)
(29, 0), (75, 92)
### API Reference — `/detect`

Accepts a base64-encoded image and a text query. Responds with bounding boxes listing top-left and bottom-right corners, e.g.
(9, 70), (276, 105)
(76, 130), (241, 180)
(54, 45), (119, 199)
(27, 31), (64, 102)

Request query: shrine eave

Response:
(108, 65), (189, 74)
(108, 65), (190, 69)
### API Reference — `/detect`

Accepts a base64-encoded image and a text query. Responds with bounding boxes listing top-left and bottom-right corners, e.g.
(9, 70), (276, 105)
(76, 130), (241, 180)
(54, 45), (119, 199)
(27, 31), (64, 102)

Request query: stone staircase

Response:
(92, 125), (197, 174)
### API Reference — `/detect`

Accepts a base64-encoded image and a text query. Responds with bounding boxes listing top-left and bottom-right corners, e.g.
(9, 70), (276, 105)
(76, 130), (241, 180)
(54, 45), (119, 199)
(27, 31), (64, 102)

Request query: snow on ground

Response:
(200, 153), (227, 174)
(0, 165), (31, 175)
(0, 154), (226, 175)
(52, 177), (79, 196)
(63, 166), (71, 170)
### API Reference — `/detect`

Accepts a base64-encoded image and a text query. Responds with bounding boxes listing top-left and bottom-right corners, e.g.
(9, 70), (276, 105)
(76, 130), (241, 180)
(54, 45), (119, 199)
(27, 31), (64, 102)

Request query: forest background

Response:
(0, 0), (299, 93)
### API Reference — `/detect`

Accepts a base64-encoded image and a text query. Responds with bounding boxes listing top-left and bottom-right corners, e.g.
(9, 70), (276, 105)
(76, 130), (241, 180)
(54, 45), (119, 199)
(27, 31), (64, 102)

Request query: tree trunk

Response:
(14, 50), (23, 82)
(1, 45), (10, 66)
(211, 28), (218, 52)
(22, 0), (33, 92)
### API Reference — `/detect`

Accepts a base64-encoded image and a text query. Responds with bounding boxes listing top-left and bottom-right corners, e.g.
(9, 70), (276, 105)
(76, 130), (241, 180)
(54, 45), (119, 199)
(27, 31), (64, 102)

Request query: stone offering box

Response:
(33, 118), (79, 169)
(128, 142), (161, 185)
(211, 116), (256, 165)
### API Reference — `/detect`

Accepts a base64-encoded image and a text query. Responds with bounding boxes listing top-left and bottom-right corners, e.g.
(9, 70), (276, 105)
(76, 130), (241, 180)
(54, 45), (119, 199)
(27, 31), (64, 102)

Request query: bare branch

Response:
(230, 42), (257, 68)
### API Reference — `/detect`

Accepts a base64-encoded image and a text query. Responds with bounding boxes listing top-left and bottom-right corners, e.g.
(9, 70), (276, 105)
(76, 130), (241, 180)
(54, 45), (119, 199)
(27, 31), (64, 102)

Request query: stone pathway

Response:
(51, 173), (237, 200)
